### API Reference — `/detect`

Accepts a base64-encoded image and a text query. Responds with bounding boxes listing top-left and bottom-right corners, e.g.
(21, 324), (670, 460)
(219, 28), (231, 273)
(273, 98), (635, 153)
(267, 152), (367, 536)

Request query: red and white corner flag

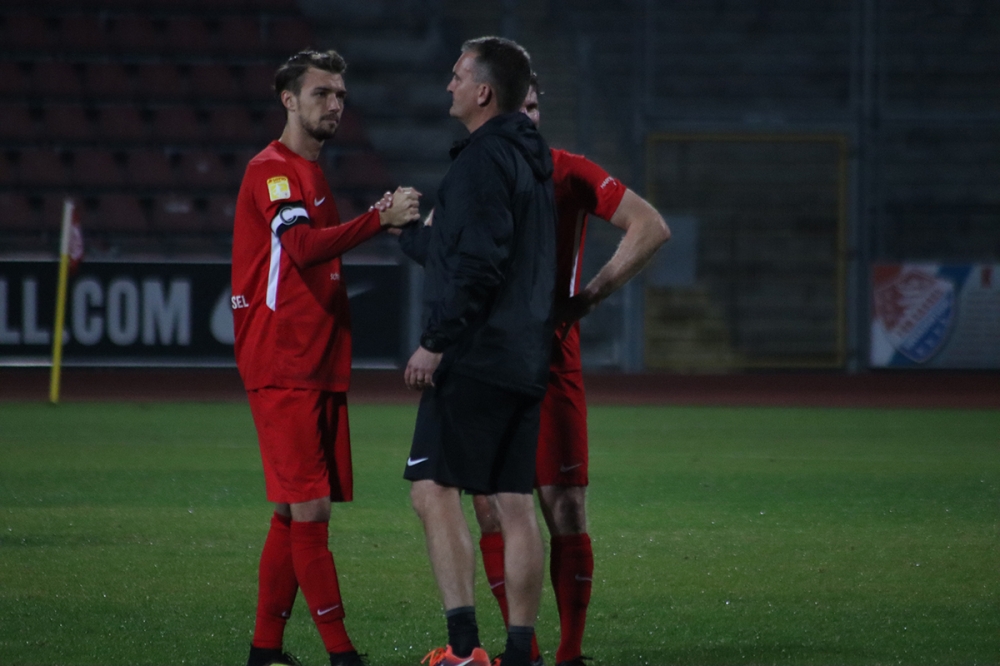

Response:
(50, 199), (82, 403)
(68, 204), (84, 275)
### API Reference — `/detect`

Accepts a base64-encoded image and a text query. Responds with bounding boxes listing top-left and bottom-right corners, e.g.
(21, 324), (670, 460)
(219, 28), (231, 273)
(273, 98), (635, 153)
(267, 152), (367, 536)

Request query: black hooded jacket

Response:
(400, 112), (557, 397)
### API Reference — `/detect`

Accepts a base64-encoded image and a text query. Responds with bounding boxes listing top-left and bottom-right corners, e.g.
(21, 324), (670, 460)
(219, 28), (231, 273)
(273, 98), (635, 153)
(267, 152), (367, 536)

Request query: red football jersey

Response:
(550, 148), (628, 372)
(231, 140), (382, 391)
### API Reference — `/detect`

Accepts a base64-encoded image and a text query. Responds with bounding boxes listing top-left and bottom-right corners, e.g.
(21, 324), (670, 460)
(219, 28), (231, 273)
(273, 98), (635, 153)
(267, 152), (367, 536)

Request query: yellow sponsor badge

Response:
(267, 176), (291, 202)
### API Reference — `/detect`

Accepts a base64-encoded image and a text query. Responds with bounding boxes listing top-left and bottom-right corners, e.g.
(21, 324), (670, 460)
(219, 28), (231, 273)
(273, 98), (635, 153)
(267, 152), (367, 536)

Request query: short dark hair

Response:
(274, 49), (347, 99)
(461, 36), (532, 114)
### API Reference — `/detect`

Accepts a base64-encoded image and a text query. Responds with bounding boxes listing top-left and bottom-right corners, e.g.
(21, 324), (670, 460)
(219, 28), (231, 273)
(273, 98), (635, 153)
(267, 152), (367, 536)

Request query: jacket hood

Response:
(451, 112), (553, 182)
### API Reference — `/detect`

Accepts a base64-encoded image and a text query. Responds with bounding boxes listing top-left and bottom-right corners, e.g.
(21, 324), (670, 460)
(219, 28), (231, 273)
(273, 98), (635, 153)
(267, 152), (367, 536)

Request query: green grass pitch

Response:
(1, 401), (998, 665)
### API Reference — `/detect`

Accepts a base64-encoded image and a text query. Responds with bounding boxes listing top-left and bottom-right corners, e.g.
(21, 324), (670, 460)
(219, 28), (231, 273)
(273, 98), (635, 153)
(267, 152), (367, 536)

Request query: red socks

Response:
(290, 520), (354, 654)
(550, 533), (593, 663)
(253, 512), (298, 649)
(253, 514), (355, 654)
(479, 532), (542, 663)
(480, 532), (511, 623)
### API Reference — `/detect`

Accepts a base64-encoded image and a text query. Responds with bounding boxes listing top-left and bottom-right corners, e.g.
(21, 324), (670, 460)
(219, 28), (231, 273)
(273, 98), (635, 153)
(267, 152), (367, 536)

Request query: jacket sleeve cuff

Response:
(419, 332), (450, 353)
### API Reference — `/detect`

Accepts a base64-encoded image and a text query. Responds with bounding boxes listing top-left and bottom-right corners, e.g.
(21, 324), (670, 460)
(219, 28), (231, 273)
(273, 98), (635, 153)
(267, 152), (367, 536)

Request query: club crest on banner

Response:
(873, 266), (955, 363)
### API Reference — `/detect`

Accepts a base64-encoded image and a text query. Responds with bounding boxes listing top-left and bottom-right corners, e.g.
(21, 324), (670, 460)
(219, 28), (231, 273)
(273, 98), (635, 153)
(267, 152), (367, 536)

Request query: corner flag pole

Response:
(49, 199), (75, 405)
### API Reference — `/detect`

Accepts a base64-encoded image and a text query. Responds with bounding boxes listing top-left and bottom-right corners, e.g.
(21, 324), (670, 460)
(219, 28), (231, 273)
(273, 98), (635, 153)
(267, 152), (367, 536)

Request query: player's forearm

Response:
(582, 213), (670, 305)
(281, 209), (383, 268)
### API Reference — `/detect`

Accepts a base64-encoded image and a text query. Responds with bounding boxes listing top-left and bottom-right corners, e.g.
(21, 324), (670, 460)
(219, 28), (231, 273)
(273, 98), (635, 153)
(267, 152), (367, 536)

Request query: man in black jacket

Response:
(401, 37), (557, 666)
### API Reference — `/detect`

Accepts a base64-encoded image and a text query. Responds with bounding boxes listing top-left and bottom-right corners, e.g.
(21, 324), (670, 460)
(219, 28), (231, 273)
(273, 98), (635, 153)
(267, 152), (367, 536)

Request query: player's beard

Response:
(301, 114), (339, 142)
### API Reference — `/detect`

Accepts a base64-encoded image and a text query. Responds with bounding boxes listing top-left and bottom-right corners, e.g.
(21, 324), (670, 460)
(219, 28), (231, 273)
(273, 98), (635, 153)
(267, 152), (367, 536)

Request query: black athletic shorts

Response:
(403, 371), (542, 494)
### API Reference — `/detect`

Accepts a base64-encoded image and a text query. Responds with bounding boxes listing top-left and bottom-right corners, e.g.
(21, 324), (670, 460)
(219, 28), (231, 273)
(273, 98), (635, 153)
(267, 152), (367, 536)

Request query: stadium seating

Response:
(175, 149), (235, 188)
(126, 149), (178, 188)
(79, 193), (148, 232)
(0, 192), (40, 231)
(0, 104), (39, 139)
(82, 63), (134, 100)
(45, 105), (98, 141)
(0, 1), (385, 254)
(72, 149), (126, 187)
(95, 105), (149, 142)
(32, 61), (87, 99)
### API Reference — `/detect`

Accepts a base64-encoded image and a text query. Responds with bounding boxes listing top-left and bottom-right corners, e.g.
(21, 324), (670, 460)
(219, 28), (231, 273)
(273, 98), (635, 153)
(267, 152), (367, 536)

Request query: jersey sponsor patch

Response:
(271, 203), (310, 238)
(267, 176), (291, 202)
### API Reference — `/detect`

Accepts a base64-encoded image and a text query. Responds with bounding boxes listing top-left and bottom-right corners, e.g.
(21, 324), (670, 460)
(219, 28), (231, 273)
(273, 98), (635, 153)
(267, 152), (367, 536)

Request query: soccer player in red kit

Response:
(231, 50), (420, 666)
(470, 75), (671, 666)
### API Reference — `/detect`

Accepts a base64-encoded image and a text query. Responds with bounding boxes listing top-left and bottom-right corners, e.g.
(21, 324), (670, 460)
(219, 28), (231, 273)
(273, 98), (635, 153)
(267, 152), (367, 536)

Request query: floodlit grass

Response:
(0, 402), (998, 665)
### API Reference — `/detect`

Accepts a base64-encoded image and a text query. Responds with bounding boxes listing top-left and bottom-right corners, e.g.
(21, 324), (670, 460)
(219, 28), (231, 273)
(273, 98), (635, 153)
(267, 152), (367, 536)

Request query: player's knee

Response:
(546, 489), (587, 535)
(289, 497), (331, 523)
(409, 479), (440, 521)
(472, 494), (501, 533)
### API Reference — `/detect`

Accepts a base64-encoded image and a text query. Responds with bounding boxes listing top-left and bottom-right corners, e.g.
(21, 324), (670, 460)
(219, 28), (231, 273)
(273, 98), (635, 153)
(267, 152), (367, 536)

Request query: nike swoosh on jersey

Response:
(314, 196), (326, 206)
(407, 457), (429, 467)
(560, 462), (583, 472)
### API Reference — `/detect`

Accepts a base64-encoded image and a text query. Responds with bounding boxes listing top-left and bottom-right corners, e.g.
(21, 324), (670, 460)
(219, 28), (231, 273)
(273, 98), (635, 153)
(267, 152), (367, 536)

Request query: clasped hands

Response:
(373, 187), (422, 228)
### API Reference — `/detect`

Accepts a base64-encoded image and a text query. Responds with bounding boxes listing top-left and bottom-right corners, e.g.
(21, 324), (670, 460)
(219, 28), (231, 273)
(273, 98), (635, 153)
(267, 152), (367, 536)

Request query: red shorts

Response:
(534, 368), (588, 488)
(247, 387), (353, 504)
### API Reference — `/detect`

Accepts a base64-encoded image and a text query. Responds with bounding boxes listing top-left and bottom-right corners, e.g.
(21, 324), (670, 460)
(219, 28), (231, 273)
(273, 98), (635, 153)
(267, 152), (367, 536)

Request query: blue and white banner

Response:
(870, 263), (1000, 368)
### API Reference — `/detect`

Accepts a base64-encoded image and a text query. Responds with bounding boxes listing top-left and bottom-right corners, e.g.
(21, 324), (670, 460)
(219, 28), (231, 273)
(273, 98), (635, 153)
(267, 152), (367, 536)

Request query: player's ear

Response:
(476, 83), (493, 108)
(280, 89), (297, 113)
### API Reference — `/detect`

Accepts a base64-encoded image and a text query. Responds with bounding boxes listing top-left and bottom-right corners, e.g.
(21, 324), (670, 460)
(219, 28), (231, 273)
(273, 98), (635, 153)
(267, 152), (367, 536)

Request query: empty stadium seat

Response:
(149, 106), (205, 142)
(268, 18), (314, 53)
(206, 106), (259, 142)
(204, 193), (237, 231)
(217, 16), (264, 55)
(18, 148), (72, 187)
(165, 17), (215, 55)
(331, 151), (392, 189)
(72, 149), (126, 187)
(148, 193), (207, 231)
(0, 104), (40, 140)
(0, 192), (40, 231)
(80, 193), (149, 232)
(83, 62), (134, 99)
(241, 63), (277, 101)
(31, 61), (86, 99)
(107, 15), (165, 54)
(2, 13), (53, 51)
(175, 149), (234, 188)
(231, 147), (260, 173)
(133, 63), (188, 101)
(334, 196), (365, 222)
(0, 62), (30, 96)
(38, 194), (70, 231)
(45, 104), (97, 141)
(261, 105), (285, 139)
(58, 15), (112, 52)
(189, 63), (242, 101)
(330, 107), (367, 146)
(95, 104), (149, 142)
(126, 149), (177, 187)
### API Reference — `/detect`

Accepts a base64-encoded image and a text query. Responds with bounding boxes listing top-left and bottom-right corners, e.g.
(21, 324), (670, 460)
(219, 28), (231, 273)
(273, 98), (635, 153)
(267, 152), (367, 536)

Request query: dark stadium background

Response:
(1, 0), (998, 384)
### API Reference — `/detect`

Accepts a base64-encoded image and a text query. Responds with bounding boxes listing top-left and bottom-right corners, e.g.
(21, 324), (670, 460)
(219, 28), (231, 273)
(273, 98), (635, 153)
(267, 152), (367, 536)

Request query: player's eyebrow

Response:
(312, 84), (346, 96)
